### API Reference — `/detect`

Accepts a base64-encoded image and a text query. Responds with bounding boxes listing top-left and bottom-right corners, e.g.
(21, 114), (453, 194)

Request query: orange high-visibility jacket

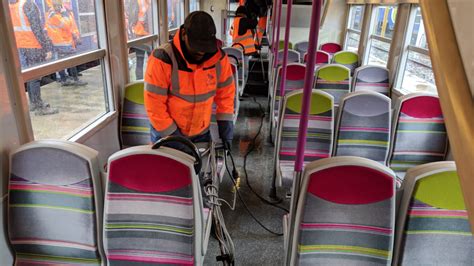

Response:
(45, 10), (74, 47)
(144, 33), (235, 137)
(10, 0), (41, 49)
(133, 0), (150, 36)
(255, 16), (267, 46)
(231, 17), (257, 55)
(239, 0), (246, 6)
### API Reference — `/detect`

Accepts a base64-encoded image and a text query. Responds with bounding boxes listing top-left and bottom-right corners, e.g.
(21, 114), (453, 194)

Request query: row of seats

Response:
(283, 158), (473, 265)
(8, 140), (211, 265)
(274, 91), (448, 189)
(270, 63), (390, 147)
(8, 141), (471, 265)
(278, 40), (342, 56)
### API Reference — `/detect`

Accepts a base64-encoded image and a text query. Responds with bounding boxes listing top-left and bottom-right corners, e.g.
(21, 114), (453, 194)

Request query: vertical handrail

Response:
(285, 1), (322, 265)
(273, 0), (283, 68)
(279, 0), (293, 98)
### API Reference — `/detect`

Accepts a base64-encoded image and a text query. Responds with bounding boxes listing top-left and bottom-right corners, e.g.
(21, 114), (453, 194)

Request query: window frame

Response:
(363, 4), (398, 66)
(344, 4), (365, 52)
(393, 4), (434, 95)
(8, 0), (117, 142)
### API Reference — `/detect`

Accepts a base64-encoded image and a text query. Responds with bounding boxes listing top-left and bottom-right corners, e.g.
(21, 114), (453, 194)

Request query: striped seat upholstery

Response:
(121, 82), (150, 148)
(389, 94), (448, 183)
(320, 42), (342, 55)
(276, 90), (334, 189)
(394, 162), (473, 265)
(353, 66), (390, 96)
(334, 91), (391, 165)
(288, 157), (396, 265)
(332, 51), (359, 75)
(294, 41), (309, 59)
(8, 140), (104, 265)
(271, 63), (307, 135)
(304, 51), (331, 69)
(104, 146), (210, 265)
(314, 64), (351, 106)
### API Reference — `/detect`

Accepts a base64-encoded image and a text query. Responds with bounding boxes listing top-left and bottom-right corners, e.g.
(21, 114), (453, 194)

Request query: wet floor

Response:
(204, 96), (290, 265)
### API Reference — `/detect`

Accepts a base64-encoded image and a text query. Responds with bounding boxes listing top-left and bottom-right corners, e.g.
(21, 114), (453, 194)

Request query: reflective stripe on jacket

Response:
(45, 10), (74, 47)
(10, 0), (41, 49)
(144, 32), (235, 137)
(231, 17), (257, 55)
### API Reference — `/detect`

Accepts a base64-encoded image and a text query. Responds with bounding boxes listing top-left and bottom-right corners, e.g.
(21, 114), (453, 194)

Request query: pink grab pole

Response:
(279, 0), (293, 98)
(294, 0), (322, 172)
(273, 0), (283, 68)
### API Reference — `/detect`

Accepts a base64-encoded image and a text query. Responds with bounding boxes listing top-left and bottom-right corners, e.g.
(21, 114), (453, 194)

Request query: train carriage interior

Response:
(0, 0), (473, 265)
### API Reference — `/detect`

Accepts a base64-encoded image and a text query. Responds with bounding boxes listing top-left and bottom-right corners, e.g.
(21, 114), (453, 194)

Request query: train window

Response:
(8, 0), (99, 70)
(123, 0), (157, 81)
(28, 60), (109, 140)
(7, 0), (111, 140)
(168, 0), (185, 31)
(190, 0), (200, 13)
(344, 5), (365, 53)
(396, 6), (436, 94)
(366, 6), (398, 67)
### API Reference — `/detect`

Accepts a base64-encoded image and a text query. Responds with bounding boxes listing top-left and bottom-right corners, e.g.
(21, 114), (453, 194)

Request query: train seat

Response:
(223, 47), (247, 90)
(294, 41), (309, 58)
(332, 51), (360, 75)
(394, 162), (473, 265)
(271, 63), (307, 141)
(121, 81), (151, 148)
(314, 64), (351, 106)
(275, 90), (334, 189)
(320, 42), (342, 55)
(8, 140), (105, 265)
(352, 65), (390, 96)
(276, 49), (301, 65)
(279, 40), (294, 50)
(103, 145), (211, 265)
(285, 157), (397, 265)
(303, 50), (331, 70)
(388, 93), (448, 184)
(334, 91), (391, 165)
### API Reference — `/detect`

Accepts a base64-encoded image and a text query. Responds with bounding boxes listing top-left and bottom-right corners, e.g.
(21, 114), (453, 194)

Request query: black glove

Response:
(217, 120), (234, 145)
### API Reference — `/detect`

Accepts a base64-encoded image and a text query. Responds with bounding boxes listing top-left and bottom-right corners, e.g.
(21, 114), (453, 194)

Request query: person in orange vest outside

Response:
(144, 11), (235, 147)
(9, 0), (58, 116)
(46, 0), (87, 86)
(127, 0), (152, 80)
(230, 6), (258, 56)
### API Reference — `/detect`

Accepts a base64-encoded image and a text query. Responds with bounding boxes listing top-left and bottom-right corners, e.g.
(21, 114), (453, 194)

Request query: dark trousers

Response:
(19, 48), (44, 106)
(55, 46), (79, 81)
(132, 44), (152, 80)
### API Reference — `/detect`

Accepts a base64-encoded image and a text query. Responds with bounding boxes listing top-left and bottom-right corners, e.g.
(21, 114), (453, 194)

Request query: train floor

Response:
(204, 95), (290, 265)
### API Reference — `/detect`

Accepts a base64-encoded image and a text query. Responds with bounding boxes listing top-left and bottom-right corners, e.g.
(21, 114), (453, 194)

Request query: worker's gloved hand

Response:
(217, 121), (234, 149)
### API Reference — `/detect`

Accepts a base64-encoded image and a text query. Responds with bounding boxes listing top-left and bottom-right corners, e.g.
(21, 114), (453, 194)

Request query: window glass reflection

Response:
(372, 6), (398, 39)
(168, 0), (184, 30)
(123, 0), (153, 41)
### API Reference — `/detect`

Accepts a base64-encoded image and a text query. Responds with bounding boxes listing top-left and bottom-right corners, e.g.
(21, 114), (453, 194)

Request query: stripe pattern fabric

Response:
(296, 162), (396, 265)
(389, 95), (448, 183)
(353, 66), (390, 96)
(9, 146), (102, 265)
(121, 82), (150, 147)
(400, 168), (473, 265)
(277, 90), (334, 188)
(104, 153), (197, 265)
(334, 92), (391, 165)
(314, 65), (351, 106)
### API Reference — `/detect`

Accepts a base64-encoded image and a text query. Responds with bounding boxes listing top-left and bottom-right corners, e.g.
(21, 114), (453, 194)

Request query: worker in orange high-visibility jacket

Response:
(46, 0), (87, 86)
(239, 0), (246, 6)
(230, 6), (257, 55)
(127, 0), (152, 80)
(9, 0), (58, 116)
(144, 11), (235, 146)
(255, 15), (267, 47)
